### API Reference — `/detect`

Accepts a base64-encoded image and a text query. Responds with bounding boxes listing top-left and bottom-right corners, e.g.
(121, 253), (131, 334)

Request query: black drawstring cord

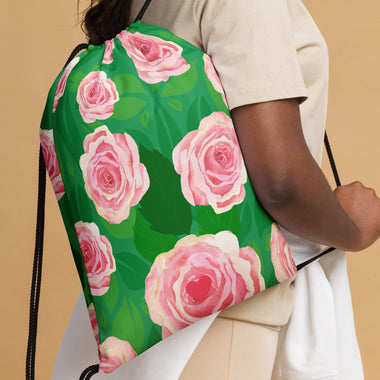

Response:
(26, 43), (89, 380)
(133, 0), (153, 23)
(64, 43), (90, 66)
(324, 132), (341, 187)
(79, 364), (100, 380)
(26, 146), (46, 380)
(296, 247), (336, 271)
(296, 132), (341, 271)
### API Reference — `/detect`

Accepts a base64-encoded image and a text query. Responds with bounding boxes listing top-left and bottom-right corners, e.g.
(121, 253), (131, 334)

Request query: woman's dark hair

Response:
(80, 0), (132, 45)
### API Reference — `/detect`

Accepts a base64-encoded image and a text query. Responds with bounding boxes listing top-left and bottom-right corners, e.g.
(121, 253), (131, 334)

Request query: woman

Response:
(52, 0), (380, 379)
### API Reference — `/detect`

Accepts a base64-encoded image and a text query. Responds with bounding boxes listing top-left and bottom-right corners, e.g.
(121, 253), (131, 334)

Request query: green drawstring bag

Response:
(28, 0), (337, 377)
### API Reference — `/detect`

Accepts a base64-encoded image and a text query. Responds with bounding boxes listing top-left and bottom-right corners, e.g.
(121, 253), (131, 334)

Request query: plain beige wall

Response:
(1, 0), (379, 379)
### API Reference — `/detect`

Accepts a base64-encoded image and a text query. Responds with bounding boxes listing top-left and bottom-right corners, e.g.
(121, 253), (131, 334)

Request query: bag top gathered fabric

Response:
(34, 0), (336, 377)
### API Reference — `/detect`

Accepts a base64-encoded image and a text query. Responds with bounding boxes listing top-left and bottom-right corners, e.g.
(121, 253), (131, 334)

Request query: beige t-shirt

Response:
(129, 0), (329, 326)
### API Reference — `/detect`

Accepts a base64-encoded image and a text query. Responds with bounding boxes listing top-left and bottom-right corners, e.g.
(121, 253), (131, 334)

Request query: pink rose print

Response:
(53, 56), (80, 112)
(173, 112), (247, 214)
(76, 71), (119, 123)
(145, 231), (265, 338)
(88, 303), (100, 345)
(88, 303), (101, 358)
(79, 125), (149, 224)
(117, 30), (190, 83)
(99, 336), (137, 373)
(270, 223), (297, 282)
(39, 129), (65, 201)
(75, 221), (116, 296)
(102, 40), (114, 64)
(203, 54), (227, 105)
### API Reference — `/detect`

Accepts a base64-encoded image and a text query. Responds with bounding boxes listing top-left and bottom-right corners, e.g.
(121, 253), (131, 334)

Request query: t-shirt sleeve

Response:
(194, 0), (308, 110)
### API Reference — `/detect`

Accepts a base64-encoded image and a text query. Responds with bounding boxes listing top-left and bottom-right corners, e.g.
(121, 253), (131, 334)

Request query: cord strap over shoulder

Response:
(134, 0), (153, 23)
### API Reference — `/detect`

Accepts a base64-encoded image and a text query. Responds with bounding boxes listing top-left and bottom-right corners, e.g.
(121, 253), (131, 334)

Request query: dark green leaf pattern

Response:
(112, 97), (147, 120)
(138, 147), (192, 235)
(196, 205), (241, 236)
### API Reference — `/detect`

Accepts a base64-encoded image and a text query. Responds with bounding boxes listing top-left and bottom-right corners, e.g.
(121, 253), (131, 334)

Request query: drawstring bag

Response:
(26, 0), (339, 378)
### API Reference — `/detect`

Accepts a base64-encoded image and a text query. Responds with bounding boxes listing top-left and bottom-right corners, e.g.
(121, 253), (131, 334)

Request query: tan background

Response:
(1, 0), (379, 378)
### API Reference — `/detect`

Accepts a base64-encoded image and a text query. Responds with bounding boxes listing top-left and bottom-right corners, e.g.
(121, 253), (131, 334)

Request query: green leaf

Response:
(112, 73), (146, 96)
(134, 209), (178, 263)
(112, 298), (145, 353)
(140, 110), (150, 127)
(140, 296), (150, 316)
(100, 207), (136, 239)
(153, 106), (184, 158)
(147, 323), (162, 347)
(129, 129), (154, 151)
(113, 97), (147, 120)
(198, 95), (213, 118)
(168, 98), (183, 112)
(117, 252), (150, 291)
(186, 95), (213, 132)
(102, 275), (119, 313)
(159, 107), (183, 144)
(196, 205), (241, 236)
(161, 62), (198, 97)
(129, 300), (145, 353)
(155, 110), (176, 158)
(85, 120), (106, 131)
(69, 82), (79, 93)
(138, 147), (192, 235)
(69, 71), (86, 83)
(81, 123), (94, 134)
(149, 83), (161, 92)
(98, 309), (108, 330)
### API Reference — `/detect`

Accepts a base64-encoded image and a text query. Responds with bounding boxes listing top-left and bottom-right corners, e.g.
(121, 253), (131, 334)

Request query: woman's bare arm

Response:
(231, 98), (380, 252)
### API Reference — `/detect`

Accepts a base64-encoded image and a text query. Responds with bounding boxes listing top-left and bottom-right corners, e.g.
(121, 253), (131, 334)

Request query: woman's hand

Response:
(334, 182), (380, 251)
(230, 98), (380, 252)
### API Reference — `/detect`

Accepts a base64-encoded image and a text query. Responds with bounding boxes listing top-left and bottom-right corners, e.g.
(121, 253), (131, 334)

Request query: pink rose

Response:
(77, 71), (119, 123)
(75, 221), (116, 296)
(39, 129), (65, 201)
(88, 303), (100, 345)
(145, 231), (265, 338)
(53, 56), (80, 112)
(203, 54), (227, 105)
(79, 125), (149, 224)
(117, 30), (190, 83)
(102, 40), (114, 64)
(270, 223), (297, 282)
(88, 303), (101, 358)
(99, 336), (137, 373)
(173, 112), (247, 214)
